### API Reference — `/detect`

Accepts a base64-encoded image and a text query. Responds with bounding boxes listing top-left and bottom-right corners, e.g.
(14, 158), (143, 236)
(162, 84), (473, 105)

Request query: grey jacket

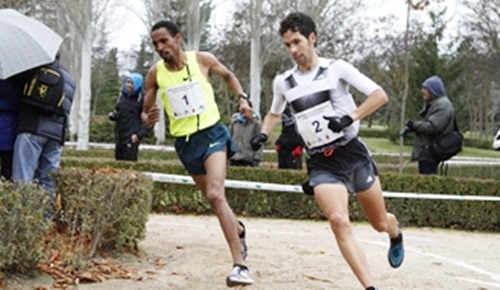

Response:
(229, 113), (263, 163)
(411, 95), (455, 162)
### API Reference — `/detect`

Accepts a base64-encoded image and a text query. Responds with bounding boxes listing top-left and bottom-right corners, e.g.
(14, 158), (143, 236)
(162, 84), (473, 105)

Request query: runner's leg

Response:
(314, 183), (374, 288)
(192, 151), (245, 265)
(356, 177), (399, 238)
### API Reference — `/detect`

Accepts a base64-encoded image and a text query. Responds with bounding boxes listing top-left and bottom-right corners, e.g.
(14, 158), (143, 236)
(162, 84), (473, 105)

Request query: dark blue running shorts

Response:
(174, 123), (236, 175)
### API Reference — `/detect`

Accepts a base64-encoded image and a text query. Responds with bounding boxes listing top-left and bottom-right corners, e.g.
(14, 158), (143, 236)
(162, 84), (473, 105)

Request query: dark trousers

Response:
(0, 150), (13, 179)
(277, 149), (302, 169)
(418, 160), (439, 174)
(229, 159), (255, 167)
(115, 142), (139, 161)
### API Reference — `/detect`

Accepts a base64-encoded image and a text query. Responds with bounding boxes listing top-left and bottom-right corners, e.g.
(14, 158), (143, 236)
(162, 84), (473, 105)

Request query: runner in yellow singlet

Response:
(141, 20), (254, 287)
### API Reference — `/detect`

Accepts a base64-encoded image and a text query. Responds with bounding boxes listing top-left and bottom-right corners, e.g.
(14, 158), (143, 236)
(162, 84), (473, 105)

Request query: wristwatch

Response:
(238, 93), (252, 108)
(238, 93), (249, 101)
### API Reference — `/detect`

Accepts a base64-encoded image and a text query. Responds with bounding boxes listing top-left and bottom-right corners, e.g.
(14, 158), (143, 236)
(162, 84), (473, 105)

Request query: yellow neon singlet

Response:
(156, 51), (220, 137)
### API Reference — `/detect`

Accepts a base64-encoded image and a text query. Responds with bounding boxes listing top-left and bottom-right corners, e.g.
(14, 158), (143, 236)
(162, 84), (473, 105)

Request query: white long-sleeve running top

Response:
(270, 58), (380, 149)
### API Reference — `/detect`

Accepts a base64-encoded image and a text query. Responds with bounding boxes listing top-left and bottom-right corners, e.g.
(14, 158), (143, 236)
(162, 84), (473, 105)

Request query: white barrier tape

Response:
(144, 172), (303, 192)
(381, 192), (500, 202)
(143, 172), (500, 202)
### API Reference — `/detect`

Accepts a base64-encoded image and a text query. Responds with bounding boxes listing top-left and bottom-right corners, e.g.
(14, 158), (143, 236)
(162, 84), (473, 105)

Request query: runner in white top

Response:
(270, 57), (380, 150)
(250, 12), (404, 290)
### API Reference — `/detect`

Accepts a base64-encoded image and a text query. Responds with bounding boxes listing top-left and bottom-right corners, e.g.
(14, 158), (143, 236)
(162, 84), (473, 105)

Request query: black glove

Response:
(405, 119), (415, 130)
(108, 111), (118, 121)
(250, 133), (268, 151)
(400, 127), (411, 137)
(323, 115), (353, 133)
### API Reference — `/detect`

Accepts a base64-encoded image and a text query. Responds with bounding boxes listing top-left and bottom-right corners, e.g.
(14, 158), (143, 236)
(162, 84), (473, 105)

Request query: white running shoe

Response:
(226, 264), (254, 287)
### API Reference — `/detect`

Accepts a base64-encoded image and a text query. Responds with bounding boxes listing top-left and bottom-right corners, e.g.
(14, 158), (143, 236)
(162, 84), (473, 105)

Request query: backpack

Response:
(21, 62), (66, 116)
(429, 117), (463, 162)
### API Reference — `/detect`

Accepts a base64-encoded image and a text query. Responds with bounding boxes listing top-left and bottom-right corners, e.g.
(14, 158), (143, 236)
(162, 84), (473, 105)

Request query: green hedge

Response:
(55, 168), (153, 256)
(0, 182), (52, 272)
(60, 158), (500, 232)
(0, 168), (153, 273)
(62, 148), (500, 180)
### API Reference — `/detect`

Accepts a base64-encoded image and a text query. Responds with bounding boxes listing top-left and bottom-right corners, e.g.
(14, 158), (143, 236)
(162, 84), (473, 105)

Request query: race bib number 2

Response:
(166, 81), (206, 119)
(295, 102), (344, 148)
(284, 78), (343, 149)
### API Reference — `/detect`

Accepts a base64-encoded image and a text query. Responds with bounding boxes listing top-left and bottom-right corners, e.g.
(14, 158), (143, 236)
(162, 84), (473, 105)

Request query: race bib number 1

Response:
(166, 81), (206, 119)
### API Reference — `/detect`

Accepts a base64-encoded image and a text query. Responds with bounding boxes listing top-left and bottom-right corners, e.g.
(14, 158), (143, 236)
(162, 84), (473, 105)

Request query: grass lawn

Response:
(362, 137), (500, 158)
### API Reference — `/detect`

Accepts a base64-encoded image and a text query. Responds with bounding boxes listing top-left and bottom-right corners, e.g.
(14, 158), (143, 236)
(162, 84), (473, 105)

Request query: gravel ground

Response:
(7, 213), (500, 290)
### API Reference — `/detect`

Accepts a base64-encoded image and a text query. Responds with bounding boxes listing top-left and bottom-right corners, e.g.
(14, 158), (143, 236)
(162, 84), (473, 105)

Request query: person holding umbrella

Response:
(0, 9), (73, 218)
(12, 53), (76, 218)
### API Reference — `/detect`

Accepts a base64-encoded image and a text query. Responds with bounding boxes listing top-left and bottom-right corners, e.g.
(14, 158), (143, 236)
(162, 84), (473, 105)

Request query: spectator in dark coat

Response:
(275, 103), (305, 169)
(402, 75), (455, 174)
(12, 57), (76, 202)
(0, 78), (22, 179)
(109, 72), (150, 161)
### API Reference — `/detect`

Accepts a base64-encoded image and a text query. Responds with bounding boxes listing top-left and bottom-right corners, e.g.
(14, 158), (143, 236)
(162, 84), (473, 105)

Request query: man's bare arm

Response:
(260, 112), (282, 136)
(141, 65), (160, 128)
(197, 52), (253, 119)
(349, 88), (388, 121)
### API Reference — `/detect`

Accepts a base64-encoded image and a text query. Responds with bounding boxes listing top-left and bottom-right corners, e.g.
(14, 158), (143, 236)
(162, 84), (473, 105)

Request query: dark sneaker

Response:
(301, 180), (314, 196)
(238, 221), (248, 260)
(226, 264), (254, 287)
(388, 225), (404, 268)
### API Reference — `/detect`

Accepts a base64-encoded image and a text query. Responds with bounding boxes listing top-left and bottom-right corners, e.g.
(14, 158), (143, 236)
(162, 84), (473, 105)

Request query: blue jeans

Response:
(12, 132), (62, 194)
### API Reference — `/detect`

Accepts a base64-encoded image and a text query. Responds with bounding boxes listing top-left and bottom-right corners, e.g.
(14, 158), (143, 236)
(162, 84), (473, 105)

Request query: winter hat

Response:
(122, 72), (144, 95)
(422, 75), (446, 98)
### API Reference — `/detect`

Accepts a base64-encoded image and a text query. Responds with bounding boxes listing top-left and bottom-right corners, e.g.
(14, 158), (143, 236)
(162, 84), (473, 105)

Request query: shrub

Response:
(54, 168), (153, 265)
(0, 181), (52, 273)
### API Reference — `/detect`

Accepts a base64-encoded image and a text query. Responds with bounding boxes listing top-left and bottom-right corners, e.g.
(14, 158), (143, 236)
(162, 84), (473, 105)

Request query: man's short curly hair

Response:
(151, 20), (180, 37)
(279, 12), (316, 39)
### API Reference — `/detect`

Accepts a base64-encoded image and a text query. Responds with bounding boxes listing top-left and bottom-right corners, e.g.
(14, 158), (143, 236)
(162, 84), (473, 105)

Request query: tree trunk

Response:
(186, 0), (201, 50)
(399, 2), (411, 174)
(77, 4), (92, 150)
(250, 0), (263, 114)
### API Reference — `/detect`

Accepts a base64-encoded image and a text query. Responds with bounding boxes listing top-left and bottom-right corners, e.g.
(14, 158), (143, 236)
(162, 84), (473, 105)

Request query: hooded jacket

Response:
(112, 73), (150, 144)
(422, 75), (446, 99)
(411, 76), (455, 162)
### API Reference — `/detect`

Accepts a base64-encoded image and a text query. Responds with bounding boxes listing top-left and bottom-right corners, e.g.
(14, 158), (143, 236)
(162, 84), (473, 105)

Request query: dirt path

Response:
(9, 214), (500, 290)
